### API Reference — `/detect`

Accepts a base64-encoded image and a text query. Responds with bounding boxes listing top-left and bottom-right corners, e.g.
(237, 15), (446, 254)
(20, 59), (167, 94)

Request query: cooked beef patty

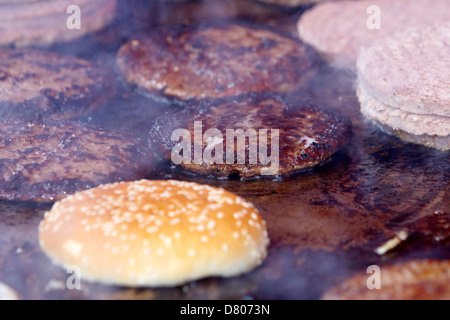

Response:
(0, 48), (116, 121)
(0, 120), (155, 202)
(116, 22), (317, 101)
(0, 0), (117, 47)
(322, 260), (450, 300)
(150, 92), (352, 178)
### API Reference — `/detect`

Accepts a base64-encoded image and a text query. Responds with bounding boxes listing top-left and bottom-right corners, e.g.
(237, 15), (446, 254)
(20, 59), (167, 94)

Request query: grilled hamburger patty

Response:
(150, 93), (352, 178)
(0, 120), (154, 202)
(116, 22), (317, 101)
(0, 0), (117, 47)
(322, 260), (450, 300)
(0, 49), (115, 121)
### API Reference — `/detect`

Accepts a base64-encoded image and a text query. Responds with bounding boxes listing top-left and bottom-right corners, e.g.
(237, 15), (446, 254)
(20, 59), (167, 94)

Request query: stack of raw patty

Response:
(0, 0), (117, 47)
(357, 24), (450, 150)
(297, 0), (450, 68)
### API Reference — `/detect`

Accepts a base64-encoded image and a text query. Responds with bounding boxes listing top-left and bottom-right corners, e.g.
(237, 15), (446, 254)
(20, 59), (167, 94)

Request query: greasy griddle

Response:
(0, 0), (448, 300)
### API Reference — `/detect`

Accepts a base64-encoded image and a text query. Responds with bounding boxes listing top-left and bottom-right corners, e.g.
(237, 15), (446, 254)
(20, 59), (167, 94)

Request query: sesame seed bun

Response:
(38, 180), (269, 287)
(0, 282), (20, 300)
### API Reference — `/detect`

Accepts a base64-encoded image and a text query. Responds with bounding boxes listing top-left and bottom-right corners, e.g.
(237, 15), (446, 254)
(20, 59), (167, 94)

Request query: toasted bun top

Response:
(39, 180), (269, 287)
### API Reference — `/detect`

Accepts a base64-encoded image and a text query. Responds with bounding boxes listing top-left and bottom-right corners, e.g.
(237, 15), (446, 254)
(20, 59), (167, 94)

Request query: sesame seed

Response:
(146, 226), (158, 233)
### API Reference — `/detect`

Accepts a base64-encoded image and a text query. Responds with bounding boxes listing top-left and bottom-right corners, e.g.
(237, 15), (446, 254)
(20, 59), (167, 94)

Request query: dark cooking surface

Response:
(0, 0), (449, 300)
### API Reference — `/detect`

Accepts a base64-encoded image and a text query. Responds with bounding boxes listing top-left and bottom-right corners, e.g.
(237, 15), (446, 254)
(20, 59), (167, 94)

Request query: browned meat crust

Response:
(0, 49), (116, 121)
(322, 260), (450, 300)
(150, 92), (352, 178)
(116, 21), (318, 101)
(0, 120), (155, 202)
(0, 0), (117, 47)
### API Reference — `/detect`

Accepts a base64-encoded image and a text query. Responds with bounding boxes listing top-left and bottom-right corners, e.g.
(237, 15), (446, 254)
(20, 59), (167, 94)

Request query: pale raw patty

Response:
(297, 0), (450, 68)
(358, 83), (450, 150)
(358, 84), (450, 137)
(357, 24), (450, 117)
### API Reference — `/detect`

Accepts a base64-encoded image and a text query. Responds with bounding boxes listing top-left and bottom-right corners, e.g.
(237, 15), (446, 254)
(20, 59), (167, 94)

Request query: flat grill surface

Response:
(0, 0), (448, 300)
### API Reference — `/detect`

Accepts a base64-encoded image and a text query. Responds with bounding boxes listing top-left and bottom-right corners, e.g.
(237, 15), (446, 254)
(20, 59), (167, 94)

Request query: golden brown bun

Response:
(39, 180), (269, 287)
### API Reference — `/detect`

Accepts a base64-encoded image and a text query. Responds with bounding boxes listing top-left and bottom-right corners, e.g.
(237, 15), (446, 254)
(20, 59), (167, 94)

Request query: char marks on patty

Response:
(0, 120), (155, 202)
(116, 22), (317, 101)
(0, 48), (116, 121)
(150, 92), (352, 178)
